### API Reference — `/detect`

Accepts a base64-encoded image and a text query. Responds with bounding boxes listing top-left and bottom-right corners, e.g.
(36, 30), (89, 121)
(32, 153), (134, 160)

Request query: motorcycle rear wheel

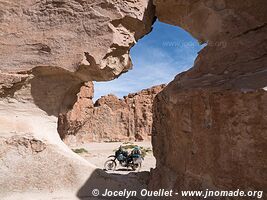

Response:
(132, 163), (142, 171)
(104, 159), (116, 171)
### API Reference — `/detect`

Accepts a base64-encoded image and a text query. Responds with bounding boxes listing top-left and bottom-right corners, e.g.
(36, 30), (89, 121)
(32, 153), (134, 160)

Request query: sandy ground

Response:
(71, 142), (156, 174)
(2, 142), (154, 200)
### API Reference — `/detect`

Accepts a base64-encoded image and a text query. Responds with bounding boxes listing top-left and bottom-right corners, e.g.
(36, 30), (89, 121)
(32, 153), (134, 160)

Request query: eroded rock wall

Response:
(150, 89), (267, 196)
(0, 0), (266, 198)
(58, 83), (165, 144)
(149, 0), (267, 197)
(0, 0), (155, 197)
(0, 0), (155, 80)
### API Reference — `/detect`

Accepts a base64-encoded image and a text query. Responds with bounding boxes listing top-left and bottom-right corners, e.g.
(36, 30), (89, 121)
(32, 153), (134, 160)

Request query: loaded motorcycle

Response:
(104, 146), (143, 171)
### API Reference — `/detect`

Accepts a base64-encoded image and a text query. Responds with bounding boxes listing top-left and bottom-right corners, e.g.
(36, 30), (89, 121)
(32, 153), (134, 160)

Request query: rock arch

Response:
(0, 0), (266, 198)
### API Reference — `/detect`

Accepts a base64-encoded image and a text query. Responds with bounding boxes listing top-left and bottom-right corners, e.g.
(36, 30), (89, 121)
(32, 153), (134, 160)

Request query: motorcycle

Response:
(104, 148), (143, 171)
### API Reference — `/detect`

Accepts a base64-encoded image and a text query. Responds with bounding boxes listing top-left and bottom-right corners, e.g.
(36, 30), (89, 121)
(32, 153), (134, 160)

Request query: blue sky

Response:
(94, 21), (204, 100)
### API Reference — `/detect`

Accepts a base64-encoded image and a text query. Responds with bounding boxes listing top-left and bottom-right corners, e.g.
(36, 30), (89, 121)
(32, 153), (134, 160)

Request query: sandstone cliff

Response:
(149, 0), (267, 198)
(0, 0), (266, 199)
(58, 83), (165, 144)
(0, 0), (155, 198)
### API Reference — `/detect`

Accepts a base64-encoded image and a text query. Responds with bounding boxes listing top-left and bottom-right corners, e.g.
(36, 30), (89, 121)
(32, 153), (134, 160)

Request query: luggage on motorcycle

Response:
(132, 153), (140, 158)
(117, 153), (125, 161)
(132, 147), (141, 157)
(133, 157), (142, 164)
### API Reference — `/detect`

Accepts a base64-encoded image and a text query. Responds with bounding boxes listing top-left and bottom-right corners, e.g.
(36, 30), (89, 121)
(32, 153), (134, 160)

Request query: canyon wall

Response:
(0, 0), (155, 198)
(58, 83), (165, 144)
(0, 0), (266, 199)
(149, 0), (267, 198)
(150, 89), (267, 198)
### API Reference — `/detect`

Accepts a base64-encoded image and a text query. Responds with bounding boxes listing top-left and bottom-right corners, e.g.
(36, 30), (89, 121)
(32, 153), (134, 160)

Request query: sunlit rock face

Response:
(58, 83), (165, 144)
(0, 0), (266, 198)
(0, 0), (155, 80)
(149, 0), (267, 196)
(0, 0), (155, 197)
(154, 0), (267, 89)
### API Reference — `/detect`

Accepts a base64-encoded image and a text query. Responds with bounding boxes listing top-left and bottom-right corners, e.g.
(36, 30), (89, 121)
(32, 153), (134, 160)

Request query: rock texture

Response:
(58, 83), (165, 144)
(149, 0), (267, 198)
(0, 0), (267, 199)
(0, 0), (155, 198)
(150, 89), (267, 198)
(0, 0), (155, 81)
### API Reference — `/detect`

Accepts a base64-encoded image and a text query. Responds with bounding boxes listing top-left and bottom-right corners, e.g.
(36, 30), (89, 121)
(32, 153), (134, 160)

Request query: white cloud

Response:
(93, 22), (203, 101)
(94, 47), (196, 100)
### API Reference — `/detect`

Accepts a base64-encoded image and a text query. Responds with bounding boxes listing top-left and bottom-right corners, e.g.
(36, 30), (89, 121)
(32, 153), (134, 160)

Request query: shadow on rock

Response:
(77, 169), (150, 200)
(30, 66), (83, 116)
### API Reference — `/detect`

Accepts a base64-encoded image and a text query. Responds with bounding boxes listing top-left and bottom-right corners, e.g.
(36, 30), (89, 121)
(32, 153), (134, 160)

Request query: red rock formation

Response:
(58, 83), (165, 144)
(0, 0), (155, 196)
(150, 89), (267, 195)
(0, 0), (266, 198)
(149, 0), (267, 196)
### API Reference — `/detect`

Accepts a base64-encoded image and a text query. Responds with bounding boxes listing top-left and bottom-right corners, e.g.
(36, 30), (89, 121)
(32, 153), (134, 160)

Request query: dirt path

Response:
(71, 142), (156, 174)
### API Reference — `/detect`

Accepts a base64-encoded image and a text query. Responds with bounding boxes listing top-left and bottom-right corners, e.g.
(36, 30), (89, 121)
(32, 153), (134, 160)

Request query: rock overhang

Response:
(0, 0), (267, 197)
(0, 0), (155, 82)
